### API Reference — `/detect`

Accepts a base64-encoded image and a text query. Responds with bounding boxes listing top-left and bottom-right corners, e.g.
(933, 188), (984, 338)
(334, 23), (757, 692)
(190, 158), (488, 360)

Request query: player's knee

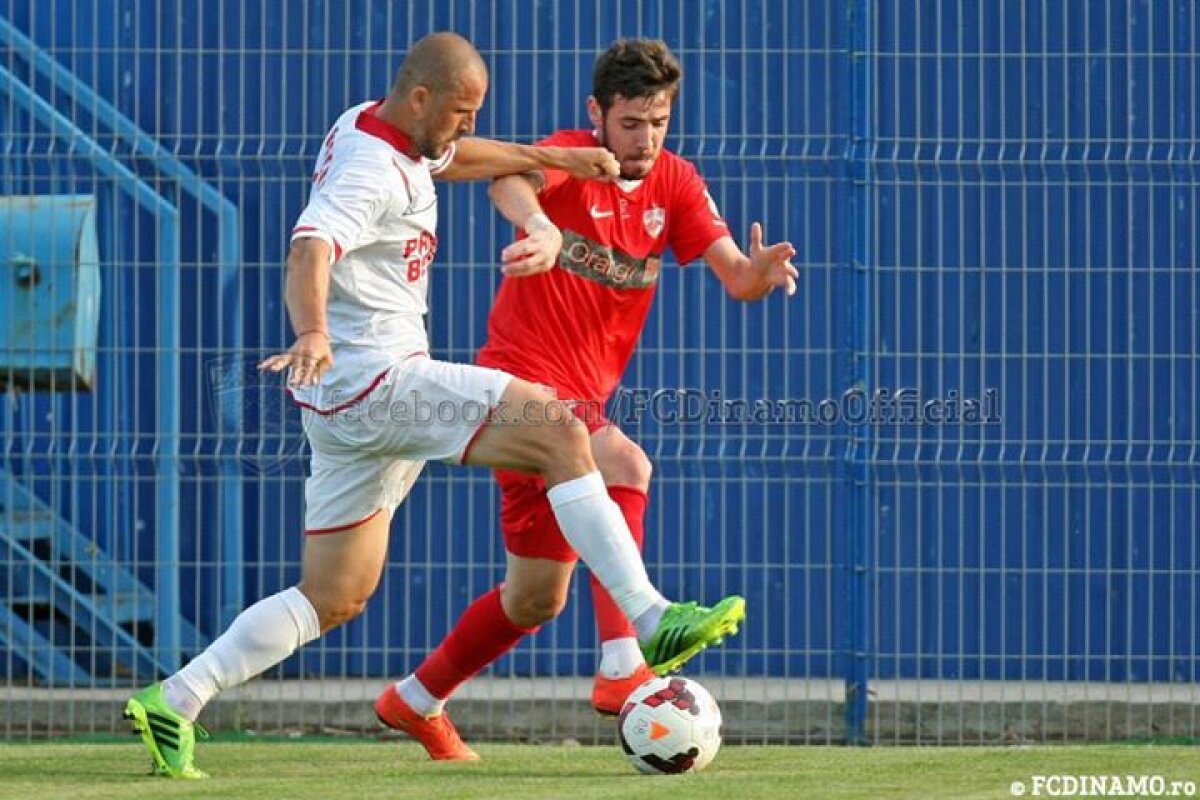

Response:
(535, 412), (593, 479)
(601, 441), (653, 491)
(305, 588), (372, 632)
(504, 587), (568, 628)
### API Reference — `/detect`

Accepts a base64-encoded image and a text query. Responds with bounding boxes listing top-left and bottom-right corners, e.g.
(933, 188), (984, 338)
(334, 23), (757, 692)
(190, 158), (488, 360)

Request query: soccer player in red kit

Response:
(380, 39), (797, 758)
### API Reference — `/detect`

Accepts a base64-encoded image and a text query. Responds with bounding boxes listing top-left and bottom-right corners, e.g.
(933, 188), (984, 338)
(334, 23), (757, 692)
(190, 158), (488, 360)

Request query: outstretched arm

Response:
(487, 173), (562, 277)
(436, 138), (618, 182)
(703, 222), (798, 302)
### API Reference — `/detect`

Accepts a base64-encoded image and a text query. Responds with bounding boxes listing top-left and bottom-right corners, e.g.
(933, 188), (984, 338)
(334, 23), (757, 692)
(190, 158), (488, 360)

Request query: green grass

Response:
(0, 739), (1196, 800)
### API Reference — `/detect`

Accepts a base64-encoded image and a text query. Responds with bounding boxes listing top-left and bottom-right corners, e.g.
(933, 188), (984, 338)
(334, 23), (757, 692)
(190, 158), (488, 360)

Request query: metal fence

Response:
(0, 0), (1195, 745)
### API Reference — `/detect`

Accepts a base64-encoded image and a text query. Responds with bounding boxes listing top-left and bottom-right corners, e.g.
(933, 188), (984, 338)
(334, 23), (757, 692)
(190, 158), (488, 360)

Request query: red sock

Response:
(589, 485), (648, 642)
(414, 585), (538, 699)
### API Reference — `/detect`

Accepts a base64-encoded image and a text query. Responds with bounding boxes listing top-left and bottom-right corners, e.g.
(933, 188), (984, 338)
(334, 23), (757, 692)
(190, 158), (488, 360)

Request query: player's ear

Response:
(586, 96), (602, 129)
(409, 85), (431, 116)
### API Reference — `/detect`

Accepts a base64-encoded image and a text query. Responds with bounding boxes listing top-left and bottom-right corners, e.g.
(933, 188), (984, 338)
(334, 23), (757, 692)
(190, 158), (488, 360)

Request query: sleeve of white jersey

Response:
(291, 150), (390, 263)
(426, 141), (457, 175)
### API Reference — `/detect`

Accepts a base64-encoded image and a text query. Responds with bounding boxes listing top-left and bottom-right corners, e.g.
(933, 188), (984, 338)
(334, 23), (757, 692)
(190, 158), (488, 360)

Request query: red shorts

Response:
(497, 399), (611, 562)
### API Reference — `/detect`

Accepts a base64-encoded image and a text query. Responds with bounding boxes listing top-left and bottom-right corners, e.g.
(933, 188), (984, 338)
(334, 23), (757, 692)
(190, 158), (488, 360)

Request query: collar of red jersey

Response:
(357, 101), (422, 161)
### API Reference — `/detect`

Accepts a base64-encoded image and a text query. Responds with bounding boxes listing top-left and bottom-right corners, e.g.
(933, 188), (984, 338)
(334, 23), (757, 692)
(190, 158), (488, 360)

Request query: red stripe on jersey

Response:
(355, 100), (421, 160)
(287, 367), (391, 415)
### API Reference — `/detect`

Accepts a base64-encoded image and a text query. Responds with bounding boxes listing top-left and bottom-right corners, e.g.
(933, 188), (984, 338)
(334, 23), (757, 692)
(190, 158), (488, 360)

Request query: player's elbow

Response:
(487, 172), (528, 202)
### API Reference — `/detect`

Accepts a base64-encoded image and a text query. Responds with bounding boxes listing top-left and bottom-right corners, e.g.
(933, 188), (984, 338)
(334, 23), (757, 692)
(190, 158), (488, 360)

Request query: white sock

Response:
(164, 586), (321, 721)
(631, 605), (666, 642)
(547, 472), (668, 631)
(598, 637), (647, 679)
(396, 675), (444, 717)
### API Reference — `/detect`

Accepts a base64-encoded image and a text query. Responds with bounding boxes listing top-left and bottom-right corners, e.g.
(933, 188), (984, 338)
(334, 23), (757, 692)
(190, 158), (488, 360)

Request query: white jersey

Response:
(288, 100), (456, 412)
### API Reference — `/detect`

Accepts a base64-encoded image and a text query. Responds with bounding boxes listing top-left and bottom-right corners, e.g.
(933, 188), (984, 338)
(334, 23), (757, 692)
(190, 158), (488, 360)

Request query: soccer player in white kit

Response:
(124, 32), (745, 778)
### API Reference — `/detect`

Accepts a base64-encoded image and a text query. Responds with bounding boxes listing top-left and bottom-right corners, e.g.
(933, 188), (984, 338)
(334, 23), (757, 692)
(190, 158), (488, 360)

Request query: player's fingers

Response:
(785, 261), (800, 280)
(749, 221), (763, 251)
(501, 239), (536, 264)
(311, 358), (333, 383)
(287, 354), (314, 385)
(786, 275), (797, 296)
(766, 241), (795, 260)
(257, 353), (292, 372)
(288, 352), (327, 386)
(502, 258), (551, 278)
(504, 248), (553, 272)
(599, 153), (620, 177)
(287, 363), (308, 386)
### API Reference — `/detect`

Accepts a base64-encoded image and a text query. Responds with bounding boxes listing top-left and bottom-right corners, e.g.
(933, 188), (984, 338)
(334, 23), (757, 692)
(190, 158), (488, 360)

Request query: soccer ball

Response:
(617, 676), (722, 775)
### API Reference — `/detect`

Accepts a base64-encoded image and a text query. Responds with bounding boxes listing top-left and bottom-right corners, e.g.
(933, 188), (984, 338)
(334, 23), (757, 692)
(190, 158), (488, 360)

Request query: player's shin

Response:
(546, 472), (668, 636)
(590, 485), (648, 644)
(403, 584), (536, 714)
(163, 586), (320, 720)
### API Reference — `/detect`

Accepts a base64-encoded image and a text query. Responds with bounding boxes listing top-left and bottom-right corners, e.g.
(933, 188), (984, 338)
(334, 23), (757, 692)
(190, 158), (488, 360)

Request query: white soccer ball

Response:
(617, 676), (722, 774)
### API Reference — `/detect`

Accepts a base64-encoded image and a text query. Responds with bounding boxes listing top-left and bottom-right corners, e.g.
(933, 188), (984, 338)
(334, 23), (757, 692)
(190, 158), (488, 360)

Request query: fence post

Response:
(843, 0), (874, 746)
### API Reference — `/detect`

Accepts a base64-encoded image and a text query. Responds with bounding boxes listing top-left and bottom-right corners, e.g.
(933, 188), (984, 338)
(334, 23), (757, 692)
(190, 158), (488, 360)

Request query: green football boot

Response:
(123, 683), (209, 779)
(641, 596), (746, 675)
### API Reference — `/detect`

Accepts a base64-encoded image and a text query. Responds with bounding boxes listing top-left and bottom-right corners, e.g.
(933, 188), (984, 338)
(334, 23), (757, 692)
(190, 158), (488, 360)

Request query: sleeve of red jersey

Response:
(533, 130), (586, 195)
(668, 160), (731, 265)
(291, 150), (389, 263)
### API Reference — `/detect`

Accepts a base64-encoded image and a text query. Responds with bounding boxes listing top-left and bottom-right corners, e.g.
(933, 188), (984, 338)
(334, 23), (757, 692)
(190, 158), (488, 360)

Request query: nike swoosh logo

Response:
(589, 204), (614, 219)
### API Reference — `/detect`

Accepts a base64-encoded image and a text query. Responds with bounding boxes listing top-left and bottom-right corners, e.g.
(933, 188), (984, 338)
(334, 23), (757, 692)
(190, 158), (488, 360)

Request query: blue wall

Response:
(0, 1), (1195, 686)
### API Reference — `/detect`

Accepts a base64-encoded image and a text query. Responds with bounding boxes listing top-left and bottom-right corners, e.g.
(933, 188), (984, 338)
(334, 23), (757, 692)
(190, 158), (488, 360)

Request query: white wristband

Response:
(523, 212), (554, 234)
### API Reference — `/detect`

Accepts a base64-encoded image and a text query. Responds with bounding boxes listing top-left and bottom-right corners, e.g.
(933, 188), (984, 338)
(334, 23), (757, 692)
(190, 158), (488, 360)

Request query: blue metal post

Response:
(156, 212), (182, 672)
(843, 0), (874, 746)
(0, 16), (244, 632)
(217, 221), (244, 630)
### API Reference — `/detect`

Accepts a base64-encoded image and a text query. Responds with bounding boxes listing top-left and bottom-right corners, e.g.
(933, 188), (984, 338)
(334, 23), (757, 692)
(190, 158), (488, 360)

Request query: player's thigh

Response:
(501, 550), (576, 624)
(303, 411), (425, 532)
(299, 509), (393, 630)
(589, 424), (652, 490)
(360, 358), (511, 464)
(462, 378), (593, 481)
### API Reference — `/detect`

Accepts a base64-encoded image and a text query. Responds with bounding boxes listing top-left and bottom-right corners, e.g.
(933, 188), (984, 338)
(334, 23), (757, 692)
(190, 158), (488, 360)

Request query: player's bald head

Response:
(393, 32), (488, 96)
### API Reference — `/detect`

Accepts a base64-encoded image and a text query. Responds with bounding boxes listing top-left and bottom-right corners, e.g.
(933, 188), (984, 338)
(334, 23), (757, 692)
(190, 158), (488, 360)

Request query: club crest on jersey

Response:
(643, 206), (666, 238)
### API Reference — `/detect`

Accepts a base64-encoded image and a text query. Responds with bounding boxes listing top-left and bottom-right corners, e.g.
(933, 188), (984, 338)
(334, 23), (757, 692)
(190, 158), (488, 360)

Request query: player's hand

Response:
(559, 147), (620, 179)
(501, 223), (562, 277)
(257, 330), (334, 387)
(748, 222), (799, 297)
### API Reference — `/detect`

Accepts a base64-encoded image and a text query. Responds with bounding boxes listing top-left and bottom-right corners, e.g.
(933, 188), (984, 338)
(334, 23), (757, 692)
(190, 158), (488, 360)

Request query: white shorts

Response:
(301, 357), (513, 533)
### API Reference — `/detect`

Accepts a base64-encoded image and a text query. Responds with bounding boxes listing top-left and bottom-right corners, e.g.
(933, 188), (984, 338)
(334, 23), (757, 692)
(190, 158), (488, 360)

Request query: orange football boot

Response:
(374, 686), (480, 761)
(591, 663), (658, 716)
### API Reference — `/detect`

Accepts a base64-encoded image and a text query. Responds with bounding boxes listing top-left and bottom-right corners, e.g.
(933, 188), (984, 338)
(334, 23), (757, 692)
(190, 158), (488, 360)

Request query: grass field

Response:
(0, 738), (1196, 800)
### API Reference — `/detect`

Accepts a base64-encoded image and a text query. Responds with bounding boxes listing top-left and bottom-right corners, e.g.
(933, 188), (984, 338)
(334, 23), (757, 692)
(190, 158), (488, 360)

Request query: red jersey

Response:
(477, 129), (729, 403)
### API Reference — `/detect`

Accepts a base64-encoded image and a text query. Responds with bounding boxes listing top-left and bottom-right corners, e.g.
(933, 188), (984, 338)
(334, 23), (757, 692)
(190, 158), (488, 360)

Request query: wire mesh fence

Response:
(0, 0), (1195, 745)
